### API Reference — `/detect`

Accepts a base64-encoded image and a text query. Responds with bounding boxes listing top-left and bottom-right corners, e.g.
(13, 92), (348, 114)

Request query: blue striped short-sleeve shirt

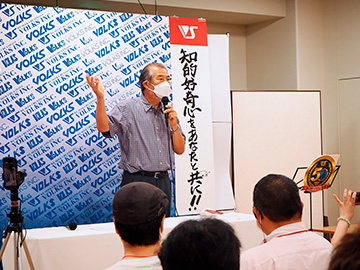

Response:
(107, 94), (183, 173)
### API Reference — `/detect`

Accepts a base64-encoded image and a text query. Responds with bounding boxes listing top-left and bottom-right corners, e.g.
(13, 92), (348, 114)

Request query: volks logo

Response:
(2, 5), (15, 17)
(26, 20), (55, 41)
(2, 9), (32, 30)
(0, 143), (10, 154)
(65, 136), (77, 146)
(5, 29), (17, 40)
(39, 166), (51, 176)
(15, 49), (46, 71)
(38, 34), (50, 45)
(178, 25), (198, 40)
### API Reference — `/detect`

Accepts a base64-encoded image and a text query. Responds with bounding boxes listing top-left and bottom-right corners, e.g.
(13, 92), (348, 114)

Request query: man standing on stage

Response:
(86, 63), (185, 216)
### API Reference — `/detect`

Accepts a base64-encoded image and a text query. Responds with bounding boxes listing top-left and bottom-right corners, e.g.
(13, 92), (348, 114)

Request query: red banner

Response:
(169, 17), (208, 46)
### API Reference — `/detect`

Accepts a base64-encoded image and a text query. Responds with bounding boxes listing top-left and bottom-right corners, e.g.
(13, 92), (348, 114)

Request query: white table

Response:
(2, 212), (263, 270)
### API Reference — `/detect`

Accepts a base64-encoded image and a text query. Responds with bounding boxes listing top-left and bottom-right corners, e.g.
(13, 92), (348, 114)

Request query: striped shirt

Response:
(106, 94), (184, 173)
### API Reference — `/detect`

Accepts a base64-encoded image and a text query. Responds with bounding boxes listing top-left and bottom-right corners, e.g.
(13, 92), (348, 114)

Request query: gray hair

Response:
(139, 62), (167, 93)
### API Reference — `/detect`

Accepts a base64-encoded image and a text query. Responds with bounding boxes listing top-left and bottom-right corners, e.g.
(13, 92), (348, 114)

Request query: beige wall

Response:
(295, 0), (360, 225)
(246, 0), (298, 90)
(296, 0), (325, 91)
(245, 0), (360, 225)
(324, 0), (360, 224)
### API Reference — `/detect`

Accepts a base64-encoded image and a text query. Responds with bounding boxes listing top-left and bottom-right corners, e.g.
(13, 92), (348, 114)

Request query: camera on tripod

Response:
(0, 157), (34, 269)
(2, 157), (26, 191)
(1, 157), (26, 225)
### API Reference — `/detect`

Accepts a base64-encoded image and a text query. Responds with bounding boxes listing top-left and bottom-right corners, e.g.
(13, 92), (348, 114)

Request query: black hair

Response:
(139, 62), (166, 93)
(115, 213), (164, 246)
(328, 228), (360, 270)
(253, 174), (302, 222)
(158, 218), (241, 270)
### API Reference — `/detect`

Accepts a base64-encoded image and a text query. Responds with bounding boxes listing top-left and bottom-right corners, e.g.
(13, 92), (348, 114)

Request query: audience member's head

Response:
(158, 218), (241, 270)
(112, 182), (168, 246)
(241, 173), (336, 270)
(253, 174), (302, 223)
(328, 229), (360, 270)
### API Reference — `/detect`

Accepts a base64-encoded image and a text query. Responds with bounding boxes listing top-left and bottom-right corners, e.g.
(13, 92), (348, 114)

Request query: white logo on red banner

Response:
(178, 25), (198, 40)
(169, 17), (207, 46)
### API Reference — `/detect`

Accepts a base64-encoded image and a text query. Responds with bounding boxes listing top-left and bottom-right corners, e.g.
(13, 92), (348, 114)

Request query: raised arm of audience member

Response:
(331, 188), (356, 247)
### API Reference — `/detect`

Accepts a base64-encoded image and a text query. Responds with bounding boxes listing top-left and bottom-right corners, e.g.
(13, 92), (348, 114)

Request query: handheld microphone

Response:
(66, 222), (77, 231)
(162, 96), (169, 108)
(162, 96), (169, 121)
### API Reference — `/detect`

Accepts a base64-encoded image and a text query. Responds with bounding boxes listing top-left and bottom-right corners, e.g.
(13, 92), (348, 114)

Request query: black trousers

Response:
(121, 170), (171, 217)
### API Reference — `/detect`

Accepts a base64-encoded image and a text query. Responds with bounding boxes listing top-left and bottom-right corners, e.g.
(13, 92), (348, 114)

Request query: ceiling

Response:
(2, 0), (284, 25)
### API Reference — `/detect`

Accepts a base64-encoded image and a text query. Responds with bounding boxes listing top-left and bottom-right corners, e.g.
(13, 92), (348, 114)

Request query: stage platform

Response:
(3, 212), (263, 270)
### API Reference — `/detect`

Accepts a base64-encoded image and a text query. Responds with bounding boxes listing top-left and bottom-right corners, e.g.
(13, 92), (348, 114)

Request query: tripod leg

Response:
(19, 231), (35, 270)
(0, 232), (11, 261)
(14, 232), (19, 270)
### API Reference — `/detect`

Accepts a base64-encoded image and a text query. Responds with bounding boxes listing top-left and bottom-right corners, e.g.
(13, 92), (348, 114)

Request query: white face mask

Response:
(149, 81), (171, 99)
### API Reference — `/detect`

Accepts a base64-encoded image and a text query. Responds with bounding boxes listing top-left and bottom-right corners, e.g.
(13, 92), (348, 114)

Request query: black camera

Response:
(2, 157), (26, 191)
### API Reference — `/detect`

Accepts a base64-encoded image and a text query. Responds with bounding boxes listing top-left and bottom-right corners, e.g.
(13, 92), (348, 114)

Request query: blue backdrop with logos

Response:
(0, 3), (172, 229)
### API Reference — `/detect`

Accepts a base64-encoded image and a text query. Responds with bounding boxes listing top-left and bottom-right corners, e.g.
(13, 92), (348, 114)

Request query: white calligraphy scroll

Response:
(170, 17), (216, 215)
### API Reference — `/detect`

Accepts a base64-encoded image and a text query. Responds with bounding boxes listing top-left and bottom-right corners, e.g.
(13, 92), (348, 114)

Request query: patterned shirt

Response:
(106, 94), (184, 173)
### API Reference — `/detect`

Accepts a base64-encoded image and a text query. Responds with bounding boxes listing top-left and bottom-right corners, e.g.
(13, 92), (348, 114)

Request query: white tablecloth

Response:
(2, 212), (263, 270)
